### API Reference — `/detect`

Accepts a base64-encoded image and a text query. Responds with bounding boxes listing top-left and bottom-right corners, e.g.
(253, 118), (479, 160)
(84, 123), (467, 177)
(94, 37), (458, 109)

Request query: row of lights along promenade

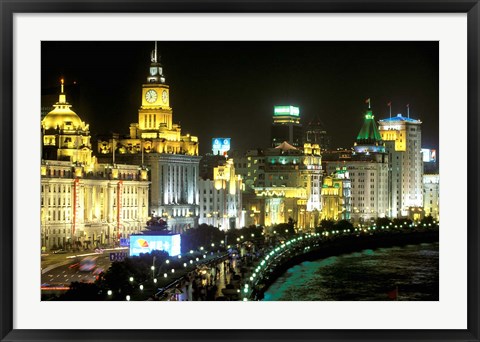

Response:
(65, 218), (438, 302)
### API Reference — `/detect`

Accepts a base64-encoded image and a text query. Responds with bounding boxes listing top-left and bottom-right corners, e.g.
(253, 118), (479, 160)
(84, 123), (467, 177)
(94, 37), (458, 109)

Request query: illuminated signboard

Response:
(212, 138), (231, 156)
(129, 234), (181, 257)
(274, 105), (300, 117)
(421, 148), (437, 162)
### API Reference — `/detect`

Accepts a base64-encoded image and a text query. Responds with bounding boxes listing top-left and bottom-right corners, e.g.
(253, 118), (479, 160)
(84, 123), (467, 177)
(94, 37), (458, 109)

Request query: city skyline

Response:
(41, 41), (439, 155)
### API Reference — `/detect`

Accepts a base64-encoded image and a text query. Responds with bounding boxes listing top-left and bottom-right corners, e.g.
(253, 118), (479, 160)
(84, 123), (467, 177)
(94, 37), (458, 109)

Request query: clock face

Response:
(162, 90), (168, 104)
(145, 89), (158, 103)
(149, 67), (158, 76)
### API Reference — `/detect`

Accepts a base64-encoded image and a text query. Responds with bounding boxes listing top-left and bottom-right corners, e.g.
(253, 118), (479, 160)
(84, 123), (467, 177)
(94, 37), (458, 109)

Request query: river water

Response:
(263, 242), (439, 301)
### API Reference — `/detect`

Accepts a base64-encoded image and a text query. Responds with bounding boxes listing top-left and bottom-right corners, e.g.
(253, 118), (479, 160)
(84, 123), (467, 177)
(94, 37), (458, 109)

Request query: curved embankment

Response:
(251, 230), (439, 301)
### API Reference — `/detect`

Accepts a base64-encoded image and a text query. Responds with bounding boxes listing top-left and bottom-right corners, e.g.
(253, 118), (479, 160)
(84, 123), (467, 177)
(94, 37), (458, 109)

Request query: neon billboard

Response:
(129, 234), (181, 257)
(212, 138), (231, 156)
(274, 105), (300, 117)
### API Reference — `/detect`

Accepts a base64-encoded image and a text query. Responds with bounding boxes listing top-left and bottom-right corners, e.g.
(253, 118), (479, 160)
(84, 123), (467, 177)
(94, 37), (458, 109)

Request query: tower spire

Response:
(154, 41), (158, 63)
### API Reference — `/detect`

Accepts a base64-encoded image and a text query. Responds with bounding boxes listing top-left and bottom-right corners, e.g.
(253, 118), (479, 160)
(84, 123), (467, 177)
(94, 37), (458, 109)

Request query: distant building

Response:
(422, 148), (438, 174)
(236, 142), (322, 230)
(423, 174), (439, 220)
(41, 81), (149, 251)
(271, 105), (303, 147)
(378, 113), (423, 218)
(321, 167), (351, 221)
(325, 106), (389, 224)
(198, 159), (244, 230)
(303, 117), (331, 150)
(199, 154), (227, 180)
(96, 44), (200, 233)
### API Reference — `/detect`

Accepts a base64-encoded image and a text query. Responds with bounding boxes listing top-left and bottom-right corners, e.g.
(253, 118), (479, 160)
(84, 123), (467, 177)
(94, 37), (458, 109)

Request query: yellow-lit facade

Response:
(237, 142), (322, 231)
(321, 167), (352, 221)
(41, 83), (150, 251)
(96, 44), (201, 233)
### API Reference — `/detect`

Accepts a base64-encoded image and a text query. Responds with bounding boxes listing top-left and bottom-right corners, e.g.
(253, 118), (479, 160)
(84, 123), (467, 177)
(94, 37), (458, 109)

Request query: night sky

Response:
(41, 41), (439, 156)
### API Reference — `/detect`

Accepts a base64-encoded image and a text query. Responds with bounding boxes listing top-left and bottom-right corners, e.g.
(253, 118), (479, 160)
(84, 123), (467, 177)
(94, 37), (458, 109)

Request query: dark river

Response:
(263, 242), (439, 301)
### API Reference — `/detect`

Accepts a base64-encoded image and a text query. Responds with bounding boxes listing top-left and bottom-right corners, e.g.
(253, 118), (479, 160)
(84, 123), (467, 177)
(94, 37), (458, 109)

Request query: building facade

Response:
(378, 113), (423, 217)
(423, 174), (439, 220)
(235, 142), (322, 230)
(198, 159), (244, 229)
(325, 107), (389, 224)
(321, 167), (352, 221)
(97, 44), (201, 233)
(41, 81), (149, 251)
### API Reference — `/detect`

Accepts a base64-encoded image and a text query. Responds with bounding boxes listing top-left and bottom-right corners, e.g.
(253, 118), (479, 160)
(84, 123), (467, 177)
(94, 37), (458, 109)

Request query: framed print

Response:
(1, 1), (479, 342)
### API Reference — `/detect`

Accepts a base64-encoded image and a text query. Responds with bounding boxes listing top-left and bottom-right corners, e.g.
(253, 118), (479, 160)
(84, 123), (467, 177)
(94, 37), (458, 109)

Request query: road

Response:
(41, 251), (120, 287)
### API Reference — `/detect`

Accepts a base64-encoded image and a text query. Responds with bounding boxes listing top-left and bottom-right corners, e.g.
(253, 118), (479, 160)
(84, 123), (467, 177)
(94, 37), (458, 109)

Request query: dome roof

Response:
(42, 81), (85, 130)
(42, 104), (83, 129)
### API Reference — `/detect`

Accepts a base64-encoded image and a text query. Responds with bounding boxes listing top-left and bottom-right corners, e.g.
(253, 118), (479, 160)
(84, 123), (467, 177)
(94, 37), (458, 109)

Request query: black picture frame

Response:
(1, 1), (479, 341)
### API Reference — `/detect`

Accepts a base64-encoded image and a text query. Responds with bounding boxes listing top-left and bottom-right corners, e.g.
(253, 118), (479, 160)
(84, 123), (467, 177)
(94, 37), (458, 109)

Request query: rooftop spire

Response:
(356, 106), (382, 143)
(147, 42), (165, 84)
(58, 78), (67, 104)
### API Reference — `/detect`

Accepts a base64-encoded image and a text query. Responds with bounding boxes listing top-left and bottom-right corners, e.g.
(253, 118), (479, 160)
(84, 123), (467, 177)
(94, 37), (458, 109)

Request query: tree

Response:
(144, 216), (170, 235)
(335, 220), (354, 233)
(376, 217), (391, 228)
(316, 219), (335, 233)
(180, 224), (225, 253)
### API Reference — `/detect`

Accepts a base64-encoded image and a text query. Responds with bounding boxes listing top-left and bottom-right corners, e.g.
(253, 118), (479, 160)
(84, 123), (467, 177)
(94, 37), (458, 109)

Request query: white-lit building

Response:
(41, 82), (149, 251)
(378, 113), (423, 217)
(198, 159), (244, 229)
(423, 174), (439, 220)
(97, 44), (200, 233)
(325, 107), (389, 224)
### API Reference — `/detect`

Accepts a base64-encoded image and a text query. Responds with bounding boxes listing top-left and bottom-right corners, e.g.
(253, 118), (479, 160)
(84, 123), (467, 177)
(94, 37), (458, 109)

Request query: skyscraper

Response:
(271, 105), (303, 147)
(378, 113), (423, 218)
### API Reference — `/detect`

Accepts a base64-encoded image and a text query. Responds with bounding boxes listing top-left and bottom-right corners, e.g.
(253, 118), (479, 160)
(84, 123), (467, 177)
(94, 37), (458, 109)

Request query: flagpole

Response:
(407, 104), (410, 118)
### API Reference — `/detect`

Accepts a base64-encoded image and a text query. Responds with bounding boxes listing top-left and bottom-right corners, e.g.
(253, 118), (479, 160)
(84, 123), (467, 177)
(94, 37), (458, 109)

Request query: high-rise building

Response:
(271, 105), (303, 147)
(378, 113), (423, 217)
(41, 81), (149, 251)
(97, 43), (201, 233)
(325, 106), (389, 224)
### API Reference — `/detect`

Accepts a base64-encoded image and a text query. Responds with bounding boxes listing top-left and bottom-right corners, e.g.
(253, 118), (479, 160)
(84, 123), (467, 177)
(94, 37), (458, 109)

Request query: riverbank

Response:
(251, 230), (439, 301)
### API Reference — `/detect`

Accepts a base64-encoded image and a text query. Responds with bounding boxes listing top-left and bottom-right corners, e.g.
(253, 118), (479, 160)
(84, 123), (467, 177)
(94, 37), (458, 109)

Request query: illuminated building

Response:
(271, 105), (303, 147)
(423, 174), (439, 220)
(321, 167), (351, 221)
(198, 159), (244, 229)
(233, 149), (266, 192)
(41, 82), (149, 251)
(303, 117), (331, 151)
(97, 43), (201, 233)
(422, 148), (438, 174)
(325, 106), (389, 224)
(235, 142), (322, 230)
(378, 113), (423, 217)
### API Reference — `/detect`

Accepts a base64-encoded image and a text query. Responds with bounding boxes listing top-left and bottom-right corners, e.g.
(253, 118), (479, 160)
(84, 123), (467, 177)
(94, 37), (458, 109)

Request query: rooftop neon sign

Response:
(274, 106), (300, 117)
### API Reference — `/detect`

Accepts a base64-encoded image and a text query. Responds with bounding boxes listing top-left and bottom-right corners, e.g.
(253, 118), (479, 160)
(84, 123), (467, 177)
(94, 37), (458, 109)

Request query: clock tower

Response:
(138, 42), (172, 132)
